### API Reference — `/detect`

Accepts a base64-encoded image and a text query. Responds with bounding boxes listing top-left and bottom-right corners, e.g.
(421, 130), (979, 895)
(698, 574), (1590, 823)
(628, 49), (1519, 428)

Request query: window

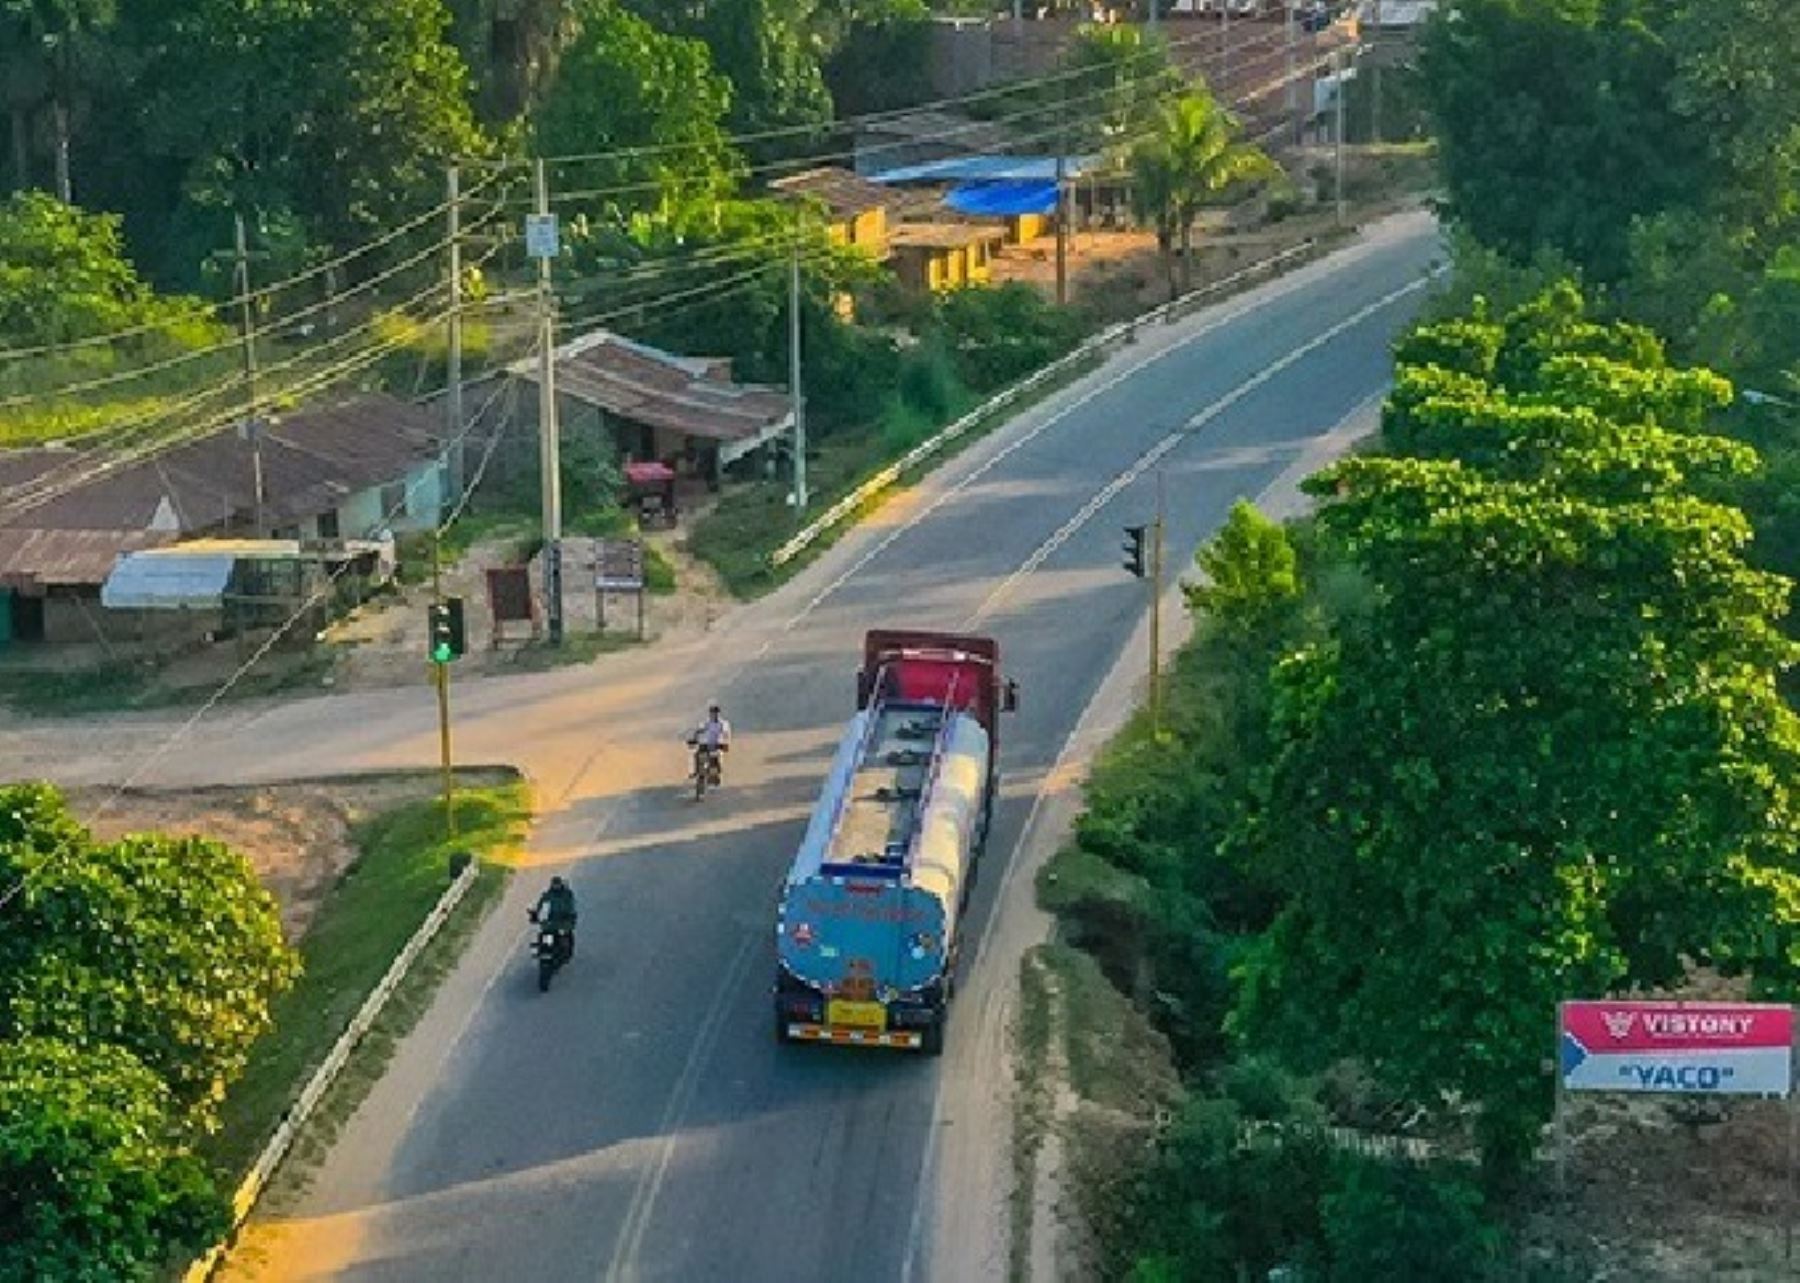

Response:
(316, 509), (340, 540)
(380, 482), (408, 519)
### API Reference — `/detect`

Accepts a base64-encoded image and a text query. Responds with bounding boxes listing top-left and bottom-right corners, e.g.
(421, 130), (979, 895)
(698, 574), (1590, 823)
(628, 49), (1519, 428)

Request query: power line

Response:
(525, 19), (1251, 170)
(0, 169), (511, 366)
(0, 180), (525, 410)
(0, 358), (531, 917)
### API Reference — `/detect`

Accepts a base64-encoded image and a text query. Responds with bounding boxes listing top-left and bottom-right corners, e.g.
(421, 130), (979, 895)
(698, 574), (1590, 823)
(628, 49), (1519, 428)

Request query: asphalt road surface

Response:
(1, 212), (1441, 1282)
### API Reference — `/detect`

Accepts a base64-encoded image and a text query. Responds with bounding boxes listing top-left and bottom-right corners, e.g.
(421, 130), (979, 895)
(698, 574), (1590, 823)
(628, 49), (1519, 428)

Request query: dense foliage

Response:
(0, 1038), (226, 1282)
(0, 782), (299, 1279)
(1052, 285), (1800, 1274)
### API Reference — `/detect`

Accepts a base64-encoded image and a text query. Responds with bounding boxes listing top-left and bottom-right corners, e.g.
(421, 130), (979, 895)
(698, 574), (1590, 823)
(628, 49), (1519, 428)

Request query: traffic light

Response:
(1122, 524), (1146, 579)
(428, 596), (466, 664)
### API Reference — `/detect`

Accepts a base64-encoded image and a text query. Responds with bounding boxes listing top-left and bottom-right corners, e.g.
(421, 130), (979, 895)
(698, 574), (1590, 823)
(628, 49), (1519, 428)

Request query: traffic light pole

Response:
(431, 537), (456, 839)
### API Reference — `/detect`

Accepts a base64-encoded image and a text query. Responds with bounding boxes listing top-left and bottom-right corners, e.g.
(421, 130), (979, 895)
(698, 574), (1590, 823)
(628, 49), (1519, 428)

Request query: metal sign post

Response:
(594, 539), (646, 640)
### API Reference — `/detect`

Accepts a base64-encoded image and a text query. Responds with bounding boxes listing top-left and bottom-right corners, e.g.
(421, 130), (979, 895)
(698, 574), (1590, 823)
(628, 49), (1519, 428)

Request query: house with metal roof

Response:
(0, 392), (443, 646)
(769, 167), (897, 261)
(504, 330), (794, 492)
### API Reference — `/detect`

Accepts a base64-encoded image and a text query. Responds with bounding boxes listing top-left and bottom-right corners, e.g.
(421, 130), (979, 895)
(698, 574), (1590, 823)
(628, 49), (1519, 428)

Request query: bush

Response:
(1319, 1158), (1502, 1281)
(936, 282), (1089, 393)
(0, 1038), (226, 1282)
(896, 334), (966, 422)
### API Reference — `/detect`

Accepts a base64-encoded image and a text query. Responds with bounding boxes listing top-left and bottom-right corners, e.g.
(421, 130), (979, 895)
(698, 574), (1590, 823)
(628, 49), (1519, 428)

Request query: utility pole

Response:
(233, 212), (266, 537)
(1149, 469), (1165, 738)
(445, 164), (466, 502)
(789, 208), (808, 513)
(1286, 0), (1300, 146)
(1335, 47), (1349, 229)
(1221, 0), (1231, 100)
(1370, 0), (1383, 145)
(532, 158), (564, 645)
(1054, 79), (1069, 307)
(1146, 0), (1157, 35)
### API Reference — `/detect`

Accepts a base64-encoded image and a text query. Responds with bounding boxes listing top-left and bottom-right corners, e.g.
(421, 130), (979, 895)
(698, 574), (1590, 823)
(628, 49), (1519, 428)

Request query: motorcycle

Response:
(527, 911), (573, 992)
(687, 736), (723, 801)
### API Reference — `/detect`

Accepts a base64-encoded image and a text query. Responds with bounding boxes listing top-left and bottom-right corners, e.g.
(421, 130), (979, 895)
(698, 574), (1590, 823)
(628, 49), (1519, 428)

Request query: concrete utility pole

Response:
(1371, 0), (1383, 145)
(1335, 47), (1349, 228)
(233, 212), (266, 537)
(789, 210), (808, 513)
(445, 164), (466, 502)
(1286, 0), (1300, 145)
(533, 158), (564, 645)
(1222, 0), (1232, 99)
(1055, 79), (1069, 307)
(1146, 0), (1157, 35)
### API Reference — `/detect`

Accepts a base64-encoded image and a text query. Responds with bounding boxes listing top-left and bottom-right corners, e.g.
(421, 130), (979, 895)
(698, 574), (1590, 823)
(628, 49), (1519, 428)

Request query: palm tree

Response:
(1129, 90), (1279, 301)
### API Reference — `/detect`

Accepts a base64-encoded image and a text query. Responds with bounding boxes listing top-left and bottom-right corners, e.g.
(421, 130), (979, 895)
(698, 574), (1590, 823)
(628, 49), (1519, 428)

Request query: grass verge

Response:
(0, 648), (338, 719)
(206, 774), (531, 1181)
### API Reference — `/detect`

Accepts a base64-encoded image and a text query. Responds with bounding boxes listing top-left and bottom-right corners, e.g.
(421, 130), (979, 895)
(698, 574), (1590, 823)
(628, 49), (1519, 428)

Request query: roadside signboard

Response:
(524, 213), (560, 260)
(594, 539), (644, 592)
(1559, 1001), (1793, 1098)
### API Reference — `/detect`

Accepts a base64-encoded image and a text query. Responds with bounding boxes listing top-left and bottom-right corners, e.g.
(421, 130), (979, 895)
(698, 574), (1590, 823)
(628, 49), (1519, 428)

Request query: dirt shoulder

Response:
(66, 769), (517, 941)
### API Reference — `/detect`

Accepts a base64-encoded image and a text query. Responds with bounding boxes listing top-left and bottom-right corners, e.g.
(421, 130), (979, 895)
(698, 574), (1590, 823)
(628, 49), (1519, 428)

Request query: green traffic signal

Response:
(427, 597), (465, 664)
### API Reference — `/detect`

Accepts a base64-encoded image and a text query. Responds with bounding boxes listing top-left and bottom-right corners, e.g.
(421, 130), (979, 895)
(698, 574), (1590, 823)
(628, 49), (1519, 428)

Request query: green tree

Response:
(1420, 0), (1708, 282)
(1231, 291), (1800, 1182)
(1186, 499), (1301, 639)
(133, 0), (481, 263)
(625, 0), (833, 139)
(0, 1037), (226, 1282)
(0, 189), (213, 348)
(1064, 21), (1180, 150)
(536, 0), (741, 221)
(1, 0), (116, 201)
(0, 783), (300, 1123)
(1129, 90), (1277, 299)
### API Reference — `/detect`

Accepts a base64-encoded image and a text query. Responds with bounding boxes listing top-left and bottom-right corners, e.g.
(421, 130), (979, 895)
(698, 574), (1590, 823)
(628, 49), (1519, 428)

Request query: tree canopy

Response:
(1231, 288), (1800, 1178)
(0, 190), (214, 349)
(536, 0), (743, 220)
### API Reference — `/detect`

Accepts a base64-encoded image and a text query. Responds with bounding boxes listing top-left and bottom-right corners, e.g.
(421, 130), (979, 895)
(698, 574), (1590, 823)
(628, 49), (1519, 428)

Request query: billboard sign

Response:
(1559, 1001), (1793, 1097)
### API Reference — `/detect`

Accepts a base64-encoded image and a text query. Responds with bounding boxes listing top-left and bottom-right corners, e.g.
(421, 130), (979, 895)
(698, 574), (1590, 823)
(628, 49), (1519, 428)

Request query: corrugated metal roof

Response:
(102, 547), (237, 610)
(0, 393), (443, 535)
(0, 527), (177, 590)
(769, 167), (895, 217)
(870, 154), (1102, 185)
(520, 331), (793, 448)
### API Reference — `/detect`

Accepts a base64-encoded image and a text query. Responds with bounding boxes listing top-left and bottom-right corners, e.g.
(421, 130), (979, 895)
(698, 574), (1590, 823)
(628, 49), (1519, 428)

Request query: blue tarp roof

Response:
(869, 155), (1099, 185)
(944, 180), (1059, 217)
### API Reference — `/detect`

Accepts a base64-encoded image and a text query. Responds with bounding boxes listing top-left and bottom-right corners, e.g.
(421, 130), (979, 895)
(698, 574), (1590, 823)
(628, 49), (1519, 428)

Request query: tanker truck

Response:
(774, 629), (1016, 1055)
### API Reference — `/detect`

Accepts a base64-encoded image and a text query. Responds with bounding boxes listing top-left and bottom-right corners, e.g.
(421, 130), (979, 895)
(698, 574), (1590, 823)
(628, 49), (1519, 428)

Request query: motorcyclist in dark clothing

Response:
(531, 876), (578, 952)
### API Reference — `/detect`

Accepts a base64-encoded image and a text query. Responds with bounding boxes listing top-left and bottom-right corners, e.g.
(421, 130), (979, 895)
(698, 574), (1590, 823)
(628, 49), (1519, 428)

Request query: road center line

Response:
(964, 270), (1438, 630)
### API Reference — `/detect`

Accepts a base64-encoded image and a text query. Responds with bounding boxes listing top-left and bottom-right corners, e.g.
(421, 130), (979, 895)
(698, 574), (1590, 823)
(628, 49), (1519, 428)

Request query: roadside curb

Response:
(770, 236), (1332, 570)
(182, 858), (483, 1283)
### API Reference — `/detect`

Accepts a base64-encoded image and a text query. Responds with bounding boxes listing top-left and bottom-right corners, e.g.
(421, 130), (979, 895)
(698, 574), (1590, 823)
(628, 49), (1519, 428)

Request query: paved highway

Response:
(0, 212), (1440, 1282)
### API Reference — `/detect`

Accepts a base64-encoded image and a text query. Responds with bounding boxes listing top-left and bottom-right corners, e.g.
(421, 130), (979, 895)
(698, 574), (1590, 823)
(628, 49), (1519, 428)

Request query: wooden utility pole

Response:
(532, 158), (564, 645)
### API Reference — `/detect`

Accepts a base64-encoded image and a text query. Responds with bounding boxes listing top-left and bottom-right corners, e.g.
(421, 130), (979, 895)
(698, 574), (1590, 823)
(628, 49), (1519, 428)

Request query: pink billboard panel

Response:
(1560, 1001), (1793, 1097)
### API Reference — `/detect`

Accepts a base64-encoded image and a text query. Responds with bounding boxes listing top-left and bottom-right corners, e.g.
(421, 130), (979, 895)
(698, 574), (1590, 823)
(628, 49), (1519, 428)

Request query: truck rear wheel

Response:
(773, 1013), (791, 1044)
(921, 1019), (945, 1057)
